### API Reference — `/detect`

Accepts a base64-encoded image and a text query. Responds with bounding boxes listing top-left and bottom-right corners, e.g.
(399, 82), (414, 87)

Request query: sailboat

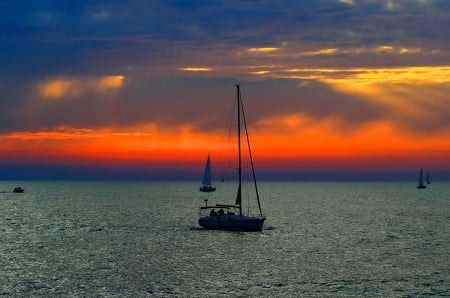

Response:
(426, 172), (431, 184)
(13, 187), (24, 193)
(198, 84), (266, 232)
(417, 168), (427, 189)
(199, 154), (216, 192)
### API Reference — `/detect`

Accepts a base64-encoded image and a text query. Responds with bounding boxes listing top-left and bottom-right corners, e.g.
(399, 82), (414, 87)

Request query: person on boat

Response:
(218, 208), (224, 216)
(210, 209), (217, 216)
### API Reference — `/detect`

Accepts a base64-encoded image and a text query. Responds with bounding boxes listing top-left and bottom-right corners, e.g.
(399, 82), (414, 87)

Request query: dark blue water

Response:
(1, 181), (449, 297)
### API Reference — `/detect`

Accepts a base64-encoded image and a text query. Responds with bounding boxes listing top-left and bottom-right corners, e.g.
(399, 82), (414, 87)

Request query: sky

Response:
(1, 0), (450, 180)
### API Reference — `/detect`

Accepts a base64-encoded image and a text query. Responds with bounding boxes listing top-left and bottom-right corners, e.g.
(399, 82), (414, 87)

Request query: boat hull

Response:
(13, 187), (24, 193)
(199, 214), (265, 232)
(417, 185), (427, 189)
(199, 185), (216, 192)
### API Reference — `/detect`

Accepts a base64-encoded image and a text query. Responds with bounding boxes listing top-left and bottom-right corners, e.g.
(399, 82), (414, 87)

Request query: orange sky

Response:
(1, 95), (450, 173)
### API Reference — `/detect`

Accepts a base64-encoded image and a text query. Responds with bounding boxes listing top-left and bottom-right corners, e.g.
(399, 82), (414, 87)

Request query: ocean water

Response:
(0, 181), (449, 297)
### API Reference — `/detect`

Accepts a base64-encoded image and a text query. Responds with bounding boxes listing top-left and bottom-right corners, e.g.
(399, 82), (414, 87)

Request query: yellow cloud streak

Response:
(376, 45), (394, 52)
(37, 75), (124, 100)
(179, 67), (212, 72)
(97, 75), (124, 90)
(38, 79), (81, 99)
(278, 45), (423, 58)
(303, 48), (338, 56)
(281, 66), (450, 85)
(248, 47), (279, 53)
(250, 70), (271, 75)
(399, 47), (421, 54)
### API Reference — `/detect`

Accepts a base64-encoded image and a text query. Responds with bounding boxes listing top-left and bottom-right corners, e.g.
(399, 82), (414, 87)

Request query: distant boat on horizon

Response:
(13, 187), (24, 193)
(426, 171), (431, 184)
(417, 168), (427, 189)
(199, 154), (216, 192)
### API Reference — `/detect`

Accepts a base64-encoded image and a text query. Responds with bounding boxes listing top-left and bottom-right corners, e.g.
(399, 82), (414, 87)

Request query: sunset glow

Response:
(2, 115), (449, 172)
(180, 67), (212, 72)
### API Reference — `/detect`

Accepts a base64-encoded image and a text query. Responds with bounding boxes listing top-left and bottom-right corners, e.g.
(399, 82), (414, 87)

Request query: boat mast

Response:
(236, 84), (242, 215)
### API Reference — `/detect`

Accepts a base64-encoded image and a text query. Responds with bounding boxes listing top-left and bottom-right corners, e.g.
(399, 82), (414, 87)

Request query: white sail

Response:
(201, 155), (212, 186)
(199, 154), (216, 192)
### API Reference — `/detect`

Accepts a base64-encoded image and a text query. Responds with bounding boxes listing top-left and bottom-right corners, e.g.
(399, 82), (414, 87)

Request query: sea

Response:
(1, 181), (449, 297)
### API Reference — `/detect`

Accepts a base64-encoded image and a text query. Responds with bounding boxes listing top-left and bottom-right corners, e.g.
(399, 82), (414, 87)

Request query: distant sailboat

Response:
(198, 84), (265, 232)
(426, 172), (431, 184)
(199, 154), (216, 192)
(417, 168), (427, 189)
(13, 187), (24, 193)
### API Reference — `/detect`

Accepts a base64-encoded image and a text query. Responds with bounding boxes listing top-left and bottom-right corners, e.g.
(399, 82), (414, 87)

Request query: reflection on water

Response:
(1, 181), (449, 296)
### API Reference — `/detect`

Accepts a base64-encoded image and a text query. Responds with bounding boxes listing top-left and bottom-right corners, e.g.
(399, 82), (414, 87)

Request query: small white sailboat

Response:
(199, 154), (216, 192)
(198, 84), (265, 232)
(417, 168), (427, 189)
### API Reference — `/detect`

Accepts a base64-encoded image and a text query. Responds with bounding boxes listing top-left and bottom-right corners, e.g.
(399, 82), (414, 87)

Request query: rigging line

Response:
(239, 87), (264, 218)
